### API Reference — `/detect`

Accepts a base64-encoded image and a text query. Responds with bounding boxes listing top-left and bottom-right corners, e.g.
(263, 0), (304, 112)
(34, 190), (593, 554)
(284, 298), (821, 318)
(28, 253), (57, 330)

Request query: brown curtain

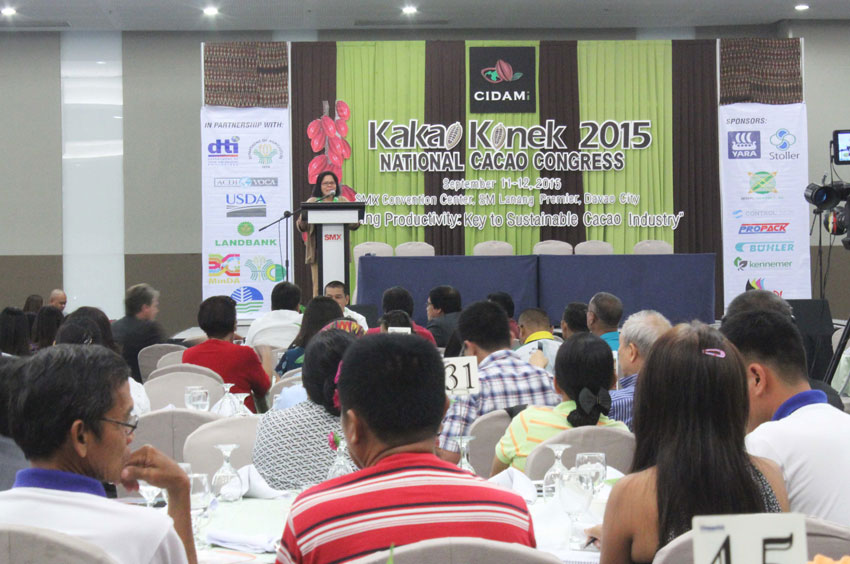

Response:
(423, 41), (466, 255)
(204, 42), (289, 108)
(290, 42), (337, 299)
(672, 40), (723, 318)
(538, 41), (585, 246)
(719, 38), (803, 105)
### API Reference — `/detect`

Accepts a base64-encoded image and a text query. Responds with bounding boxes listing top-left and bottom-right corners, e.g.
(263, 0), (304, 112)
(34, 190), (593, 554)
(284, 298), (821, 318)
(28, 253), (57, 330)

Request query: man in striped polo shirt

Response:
(275, 334), (536, 564)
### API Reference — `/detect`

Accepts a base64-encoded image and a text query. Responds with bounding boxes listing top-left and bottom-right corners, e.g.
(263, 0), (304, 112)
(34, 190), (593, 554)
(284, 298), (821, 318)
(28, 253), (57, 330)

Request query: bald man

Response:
(47, 289), (67, 312)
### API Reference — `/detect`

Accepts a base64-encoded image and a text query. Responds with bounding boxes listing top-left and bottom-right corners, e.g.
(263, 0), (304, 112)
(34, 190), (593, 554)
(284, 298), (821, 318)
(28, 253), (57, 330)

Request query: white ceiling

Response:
(0, 0), (843, 32)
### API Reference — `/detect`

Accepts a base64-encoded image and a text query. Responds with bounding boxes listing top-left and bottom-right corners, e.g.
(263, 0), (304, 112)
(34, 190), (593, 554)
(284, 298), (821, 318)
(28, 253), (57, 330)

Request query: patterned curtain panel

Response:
(204, 42), (289, 108)
(719, 38), (802, 105)
(672, 40), (723, 318)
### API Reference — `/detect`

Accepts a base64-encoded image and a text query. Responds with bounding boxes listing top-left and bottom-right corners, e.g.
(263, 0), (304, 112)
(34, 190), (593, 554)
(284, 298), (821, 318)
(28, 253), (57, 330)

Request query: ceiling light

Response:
(795, 3), (809, 10)
(402, 6), (417, 15)
(1, 7), (16, 16)
(203, 6), (219, 16)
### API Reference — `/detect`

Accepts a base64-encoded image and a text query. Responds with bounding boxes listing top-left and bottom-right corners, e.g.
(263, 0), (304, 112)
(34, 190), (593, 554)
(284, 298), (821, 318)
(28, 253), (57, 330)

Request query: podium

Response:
(301, 201), (365, 291)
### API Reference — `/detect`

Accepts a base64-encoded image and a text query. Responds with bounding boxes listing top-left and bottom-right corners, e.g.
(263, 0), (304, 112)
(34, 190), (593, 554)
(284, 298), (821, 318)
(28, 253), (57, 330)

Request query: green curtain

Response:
(336, 41), (426, 285)
(464, 40), (541, 256)
(577, 41), (674, 253)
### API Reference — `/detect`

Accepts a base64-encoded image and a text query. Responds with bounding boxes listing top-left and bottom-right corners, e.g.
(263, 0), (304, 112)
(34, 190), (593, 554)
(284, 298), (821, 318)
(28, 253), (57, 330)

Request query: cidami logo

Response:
(738, 223), (789, 234)
(469, 46), (536, 114)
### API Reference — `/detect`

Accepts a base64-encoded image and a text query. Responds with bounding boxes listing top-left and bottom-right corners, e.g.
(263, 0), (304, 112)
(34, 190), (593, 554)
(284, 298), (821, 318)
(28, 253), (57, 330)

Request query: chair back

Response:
(143, 372), (225, 411)
(0, 524), (118, 564)
(395, 241), (436, 256)
(183, 416), (260, 478)
(134, 408), (221, 462)
(156, 349), (185, 369)
(348, 537), (561, 564)
(574, 240), (614, 255)
(651, 530), (692, 564)
(633, 239), (674, 255)
(146, 363), (223, 384)
(250, 325), (300, 349)
(467, 410), (512, 477)
(533, 240), (574, 255)
(524, 426), (635, 479)
(354, 241), (394, 266)
(472, 240), (514, 256)
(137, 343), (186, 382)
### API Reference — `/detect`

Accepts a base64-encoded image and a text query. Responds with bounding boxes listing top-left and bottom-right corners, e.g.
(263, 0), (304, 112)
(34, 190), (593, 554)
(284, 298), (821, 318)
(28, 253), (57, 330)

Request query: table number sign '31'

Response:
(443, 356), (479, 395)
(693, 513), (806, 564)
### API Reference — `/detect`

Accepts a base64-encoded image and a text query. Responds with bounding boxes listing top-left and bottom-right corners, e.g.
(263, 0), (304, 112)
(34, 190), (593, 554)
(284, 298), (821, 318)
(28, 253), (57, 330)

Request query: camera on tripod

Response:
(804, 129), (850, 249)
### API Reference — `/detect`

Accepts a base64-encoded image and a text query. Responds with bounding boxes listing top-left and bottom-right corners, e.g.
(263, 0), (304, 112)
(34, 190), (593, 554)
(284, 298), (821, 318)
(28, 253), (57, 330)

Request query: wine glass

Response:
(232, 392), (252, 416)
(184, 386), (202, 409)
(451, 436), (475, 474)
(541, 443), (571, 501)
(211, 383), (240, 416)
(185, 387), (210, 411)
(558, 467), (594, 550)
(137, 479), (161, 509)
(211, 443), (243, 502)
(576, 452), (606, 494)
(326, 438), (357, 480)
(189, 473), (213, 549)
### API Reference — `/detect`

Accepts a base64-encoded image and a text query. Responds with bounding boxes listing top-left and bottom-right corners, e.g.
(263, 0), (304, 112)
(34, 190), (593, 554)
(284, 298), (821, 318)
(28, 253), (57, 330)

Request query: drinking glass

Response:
(137, 479), (161, 509)
(451, 435), (475, 474)
(232, 392), (252, 416)
(326, 438), (357, 480)
(211, 383), (241, 416)
(189, 473), (213, 549)
(541, 443), (571, 501)
(211, 443), (243, 502)
(185, 387), (210, 411)
(184, 386), (202, 409)
(558, 468), (594, 549)
(576, 452), (606, 494)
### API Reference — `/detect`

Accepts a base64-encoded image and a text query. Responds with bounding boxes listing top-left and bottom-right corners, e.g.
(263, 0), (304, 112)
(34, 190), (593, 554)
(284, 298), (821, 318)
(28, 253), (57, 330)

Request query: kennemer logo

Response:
(738, 223), (789, 234)
(735, 241), (795, 253)
(214, 177), (278, 188)
(728, 131), (760, 159)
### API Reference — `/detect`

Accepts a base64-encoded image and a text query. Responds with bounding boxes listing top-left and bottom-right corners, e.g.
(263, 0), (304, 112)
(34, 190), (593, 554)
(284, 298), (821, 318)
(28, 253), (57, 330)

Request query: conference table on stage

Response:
(355, 253), (716, 326)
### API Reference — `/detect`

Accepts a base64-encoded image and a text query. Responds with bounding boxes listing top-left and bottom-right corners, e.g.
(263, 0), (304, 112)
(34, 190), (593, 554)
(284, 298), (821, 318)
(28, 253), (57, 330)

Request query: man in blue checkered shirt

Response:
(437, 300), (560, 463)
(609, 310), (671, 431)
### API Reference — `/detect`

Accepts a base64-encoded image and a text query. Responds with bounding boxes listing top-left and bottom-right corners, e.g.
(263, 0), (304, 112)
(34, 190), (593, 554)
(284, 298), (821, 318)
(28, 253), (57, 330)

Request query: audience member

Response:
(587, 292), (623, 351)
(112, 283), (166, 382)
(68, 306), (122, 354)
(0, 345), (196, 564)
(437, 301), (559, 462)
(0, 307), (31, 357)
(379, 310), (414, 333)
(492, 332), (626, 474)
(488, 291), (520, 342)
(561, 302), (589, 338)
(364, 286), (437, 344)
(608, 310), (671, 430)
(276, 296), (342, 375)
(0, 357), (26, 491)
(276, 334), (535, 564)
(22, 294), (43, 313)
(244, 281), (303, 348)
(425, 285), (462, 347)
(47, 288), (67, 312)
(514, 307), (560, 373)
(254, 329), (356, 490)
(324, 281), (368, 330)
(594, 323), (787, 563)
(31, 305), (64, 351)
(182, 296), (271, 413)
(721, 310), (850, 526)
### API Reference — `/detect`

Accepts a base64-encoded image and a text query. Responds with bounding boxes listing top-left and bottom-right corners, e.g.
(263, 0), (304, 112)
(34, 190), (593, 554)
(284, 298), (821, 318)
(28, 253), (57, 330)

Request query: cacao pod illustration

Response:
(331, 164), (343, 183)
(310, 130), (326, 153)
(327, 147), (343, 167)
(490, 122), (507, 151)
(335, 100), (351, 120)
(339, 138), (352, 159)
(335, 118), (349, 137)
(495, 60), (514, 82)
(328, 136), (345, 157)
(340, 184), (357, 202)
(308, 155), (329, 177)
(321, 115), (336, 137)
(307, 119), (322, 139)
(445, 122), (462, 150)
(309, 171), (318, 184)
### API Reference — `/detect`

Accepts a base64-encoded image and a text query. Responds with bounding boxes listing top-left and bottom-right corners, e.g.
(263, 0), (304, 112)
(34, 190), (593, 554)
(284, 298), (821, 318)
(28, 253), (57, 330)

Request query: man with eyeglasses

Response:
(0, 345), (196, 564)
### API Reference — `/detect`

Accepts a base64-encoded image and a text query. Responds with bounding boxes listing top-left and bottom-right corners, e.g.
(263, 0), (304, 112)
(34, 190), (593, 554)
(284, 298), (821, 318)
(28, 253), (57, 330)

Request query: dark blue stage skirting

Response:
(356, 253), (715, 327)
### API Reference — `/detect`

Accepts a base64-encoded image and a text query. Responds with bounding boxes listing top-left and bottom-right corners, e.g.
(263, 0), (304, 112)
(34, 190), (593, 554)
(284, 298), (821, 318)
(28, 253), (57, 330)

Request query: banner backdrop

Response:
(718, 102), (811, 307)
(200, 106), (293, 319)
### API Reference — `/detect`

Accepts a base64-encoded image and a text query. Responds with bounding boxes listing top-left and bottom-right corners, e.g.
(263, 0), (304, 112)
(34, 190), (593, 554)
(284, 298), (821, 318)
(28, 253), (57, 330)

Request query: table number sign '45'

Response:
(443, 356), (479, 395)
(693, 513), (806, 564)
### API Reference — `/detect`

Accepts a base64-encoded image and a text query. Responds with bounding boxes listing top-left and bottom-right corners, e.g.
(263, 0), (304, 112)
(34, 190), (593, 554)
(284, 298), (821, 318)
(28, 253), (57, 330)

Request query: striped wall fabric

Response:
(204, 41), (289, 108)
(719, 38), (803, 105)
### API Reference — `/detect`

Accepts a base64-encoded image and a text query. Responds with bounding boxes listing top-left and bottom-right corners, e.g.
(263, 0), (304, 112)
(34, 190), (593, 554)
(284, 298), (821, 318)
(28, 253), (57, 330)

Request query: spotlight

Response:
(402, 6), (417, 15)
(203, 6), (219, 16)
(1, 7), (16, 16)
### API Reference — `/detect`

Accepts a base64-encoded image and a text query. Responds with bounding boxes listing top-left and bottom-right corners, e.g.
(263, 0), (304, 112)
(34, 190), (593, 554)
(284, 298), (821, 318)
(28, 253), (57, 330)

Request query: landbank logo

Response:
(214, 177), (278, 188)
(245, 256), (284, 282)
(248, 138), (284, 167)
(237, 222), (254, 236)
(469, 46), (536, 114)
(231, 286), (263, 314)
(738, 223), (789, 234)
(226, 193), (267, 218)
(207, 137), (239, 166)
(747, 171), (778, 195)
(735, 241), (795, 253)
(770, 128), (796, 150)
(728, 131), (760, 159)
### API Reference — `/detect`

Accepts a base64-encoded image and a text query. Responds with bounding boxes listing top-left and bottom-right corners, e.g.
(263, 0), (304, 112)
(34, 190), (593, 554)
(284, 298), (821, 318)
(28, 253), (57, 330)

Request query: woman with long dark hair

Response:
(31, 306), (64, 351)
(276, 296), (343, 375)
(596, 322), (788, 563)
(0, 308), (31, 357)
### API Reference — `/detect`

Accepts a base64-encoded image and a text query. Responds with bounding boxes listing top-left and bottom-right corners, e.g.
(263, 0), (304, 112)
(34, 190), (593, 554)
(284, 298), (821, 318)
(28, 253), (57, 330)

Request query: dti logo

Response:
(208, 136), (239, 166)
(208, 254), (240, 277)
(324, 234), (342, 241)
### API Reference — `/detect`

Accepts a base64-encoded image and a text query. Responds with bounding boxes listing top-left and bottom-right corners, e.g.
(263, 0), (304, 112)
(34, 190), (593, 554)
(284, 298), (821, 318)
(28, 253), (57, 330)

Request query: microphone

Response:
(314, 192), (334, 203)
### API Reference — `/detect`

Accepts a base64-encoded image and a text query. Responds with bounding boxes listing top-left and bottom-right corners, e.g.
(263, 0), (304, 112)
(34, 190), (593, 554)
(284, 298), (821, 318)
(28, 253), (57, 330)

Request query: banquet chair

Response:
(468, 410), (512, 477)
(354, 241), (394, 265)
(473, 240), (514, 256)
(156, 349), (185, 369)
(146, 363), (223, 384)
(183, 415), (260, 478)
(137, 343), (186, 382)
(267, 369), (302, 398)
(533, 240), (574, 255)
(134, 408), (221, 462)
(524, 426), (635, 479)
(250, 323), (300, 348)
(143, 372), (225, 411)
(633, 239), (674, 255)
(348, 537), (561, 564)
(395, 241), (436, 256)
(574, 240), (614, 255)
(0, 524), (118, 564)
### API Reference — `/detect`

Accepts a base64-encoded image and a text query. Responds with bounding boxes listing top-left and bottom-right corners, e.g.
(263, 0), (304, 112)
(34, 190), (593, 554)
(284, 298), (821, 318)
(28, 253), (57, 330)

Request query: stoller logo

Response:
(469, 47), (536, 114)
(738, 223), (789, 234)
(324, 234), (342, 241)
(231, 286), (263, 314)
(245, 256), (284, 282)
(214, 177), (278, 188)
(735, 241), (794, 253)
(747, 171), (778, 195)
(207, 136), (239, 166)
(226, 194), (267, 218)
(728, 131), (760, 159)
(767, 128), (800, 161)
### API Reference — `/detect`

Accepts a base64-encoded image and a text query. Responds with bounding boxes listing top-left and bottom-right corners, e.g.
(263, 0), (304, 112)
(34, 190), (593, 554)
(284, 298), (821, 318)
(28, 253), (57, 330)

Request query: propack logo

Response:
(747, 171), (778, 195)
(469, 47), (536, 114)
(735, 241), (795, 253)
(207, 137), (239, 166)
(738, 223), (789, 234)
(248, 138), (284, 167)
(237, 222), (254, 236)
(226, 194), (267, 218)
(245, 256), (284, 282)
(733, 257), (749, 271)
(728, 131), (760, 159)
(214, 177), (278, 188)
(231, 286), (263, 314)
(208, 253), (240, 284)
(768, 128), (800, 162)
